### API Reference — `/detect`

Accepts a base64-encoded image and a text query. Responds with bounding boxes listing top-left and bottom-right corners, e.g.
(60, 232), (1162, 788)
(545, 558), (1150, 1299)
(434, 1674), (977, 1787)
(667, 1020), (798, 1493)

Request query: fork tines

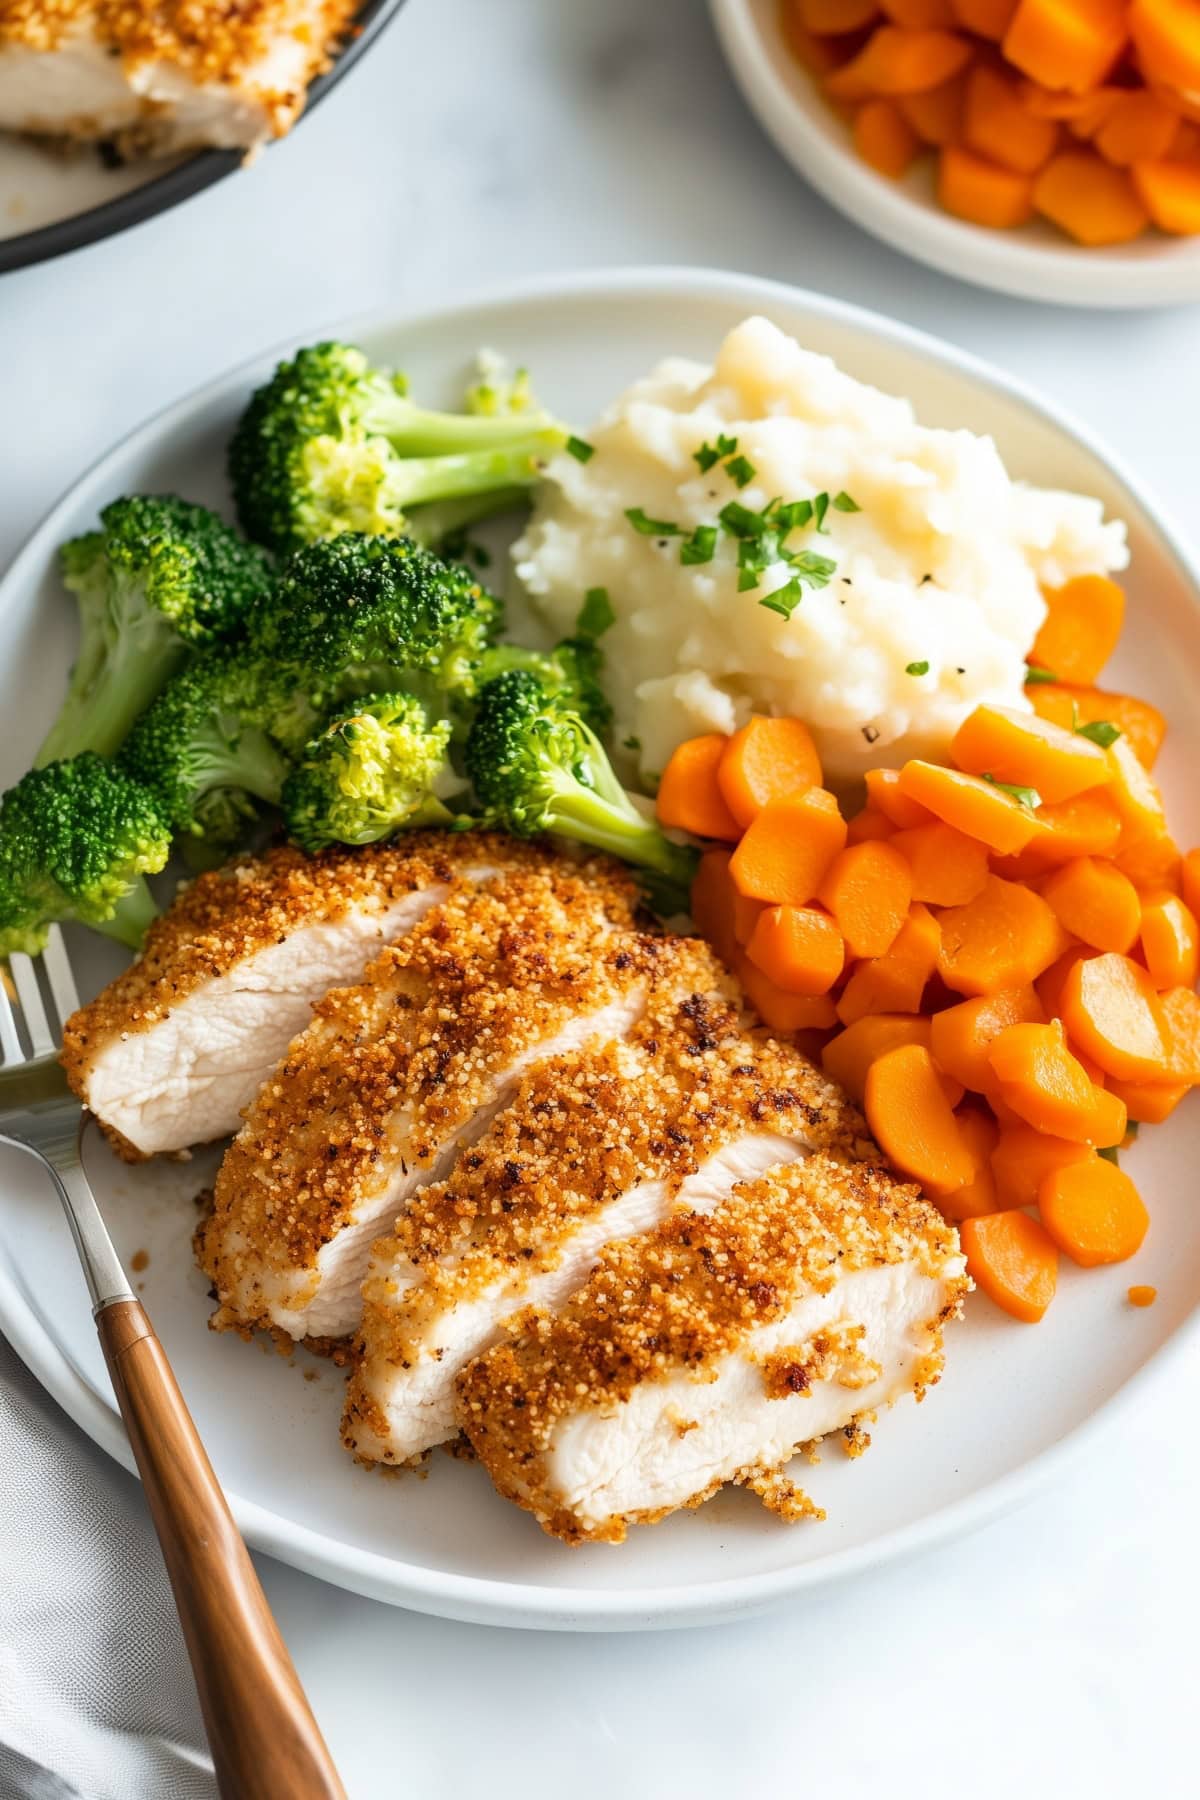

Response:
(0, 926), (80, 1066)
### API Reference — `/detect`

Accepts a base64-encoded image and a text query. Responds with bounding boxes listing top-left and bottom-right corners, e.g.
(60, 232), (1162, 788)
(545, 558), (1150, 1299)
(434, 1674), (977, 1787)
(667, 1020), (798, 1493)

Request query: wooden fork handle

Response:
(97, 1299), (346, 1800)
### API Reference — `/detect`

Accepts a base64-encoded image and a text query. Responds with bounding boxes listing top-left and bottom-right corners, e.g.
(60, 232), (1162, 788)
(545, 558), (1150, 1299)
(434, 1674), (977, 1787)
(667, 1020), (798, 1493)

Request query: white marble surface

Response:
(1, 1), (1198, 1795)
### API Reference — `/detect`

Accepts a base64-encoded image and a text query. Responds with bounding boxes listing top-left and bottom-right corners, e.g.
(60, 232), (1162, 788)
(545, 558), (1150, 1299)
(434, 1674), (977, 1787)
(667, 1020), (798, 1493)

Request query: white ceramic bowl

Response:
(711, 0), (1200, 308)
(2, 268), (1198, 1629)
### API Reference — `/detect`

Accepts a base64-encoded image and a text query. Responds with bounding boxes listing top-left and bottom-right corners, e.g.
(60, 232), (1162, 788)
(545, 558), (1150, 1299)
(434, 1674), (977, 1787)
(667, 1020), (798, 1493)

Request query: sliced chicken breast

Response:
(196, 860), (655, 1347)
(456, 1155), (968, 1545)
(343, 994), (870, 1467)
(61, 833), (543, 1159)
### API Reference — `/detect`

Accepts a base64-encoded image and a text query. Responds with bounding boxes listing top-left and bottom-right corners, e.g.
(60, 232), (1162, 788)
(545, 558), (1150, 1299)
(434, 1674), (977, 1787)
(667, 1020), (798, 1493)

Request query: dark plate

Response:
(0, 0), (407, 276)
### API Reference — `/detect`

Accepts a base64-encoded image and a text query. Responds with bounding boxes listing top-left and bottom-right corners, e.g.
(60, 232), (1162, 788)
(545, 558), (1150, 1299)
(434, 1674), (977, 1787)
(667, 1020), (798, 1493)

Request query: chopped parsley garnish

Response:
(680, 523), (719, 566)
(982, 772), (1041, 811)
(724, 453), (757, 489)
(565, 434), (595, 463)
(1071, 705), (1121, 749)
(575, 586), (615, 638)
(813, 490), (831, 534)
(693, 432), (739, 472)
(758, 577), (807, 620)
(1024, 664), (1057, 685)
(833, 491), (860, 513)
(717, 500), (763, 540)
(905, 660), (930, 676)
(1098, 1144), (1121, 1166)
(625, 507), (683, 536)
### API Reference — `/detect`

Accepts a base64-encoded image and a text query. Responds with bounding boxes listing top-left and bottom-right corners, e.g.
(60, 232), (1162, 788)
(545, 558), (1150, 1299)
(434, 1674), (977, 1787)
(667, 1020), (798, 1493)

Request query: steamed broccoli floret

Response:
(281, 693), (466, 854)
(464, 670), (696, 907)
(118, 647), (292, 842)
(36, 495), (273, 768)
(255, 533), (503, 717)
(227, 342), (565, 558)
(0, 756), (170, 954)
(476, 636), (611, 732)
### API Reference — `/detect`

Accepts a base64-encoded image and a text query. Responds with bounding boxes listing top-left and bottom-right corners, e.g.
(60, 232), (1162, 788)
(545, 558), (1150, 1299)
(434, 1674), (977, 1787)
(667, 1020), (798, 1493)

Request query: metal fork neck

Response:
(1, 1114), (134, 1313)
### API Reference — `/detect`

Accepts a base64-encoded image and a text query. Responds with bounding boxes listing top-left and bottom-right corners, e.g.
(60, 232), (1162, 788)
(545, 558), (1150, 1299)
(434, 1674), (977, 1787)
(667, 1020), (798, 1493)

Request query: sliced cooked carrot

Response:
(898, 69), (967, 142)
(963, 64), (1059, 173)
(825, 24), (973, 99)
(1182, 847), (1200, 920)
(987, 1019), (1127, 1145)
(961, 1210), (1058, 1323)
(1129, 0), (1200, 93)
(1139, 890), (1199, 989)
(735, 950), (840, 1036)
(855, 97), (924, 174)
(897, 761), (1040, 855)
(1030, 575), (1125, 685)
(1034, 946), (1089, 1019)
(1060, 952), (1172, 1082)
(864, 1043), (977, 1194)
(1131, 158), (1200, 233)
(1027, 683), (1166, 768)
(1107, 1074), (1192, 1123)
(938, 145), (1037, 226)
(717, 716), (822, 829)
(1106, 736), (1167, 847)
(1041, 856), (1141, 954)
(1095, 90), (1181, 166)
(950, 0), (1017, 35)
(1002, 0), (1128, 96)
(729, 788), (847, 905)
(881, 0), (956, 23)
(993, 789), (1125, 880)
(1113, 832), (1181, 891)
(1159, 985), (1200, 1083)
(746, 904), (845, 996)
(836, 903), (941, 1023)
(846, 805), (896, 843)
(990, 1121), (1092, 1208)
(780, 8), (867, 73)
(689, 848), (739, 968)
(936, 875), (1067, 996)
(1039, 1157), (1149, 1267)
(1128, 1283), (1158, 1306)
(929, 984), (1045, 1091)
(817, 840), (913, 958)
(656, 734), (740, 840)
(798, 0), (882, 31)
(732, 889), (766, 947)
(821, 1012), (933, 1102)
(951, 703), (1111, 804)
(937, 1107), (1001, 1221)
(865, 767), (934, 828)
(1033, 150), (1148, 242)
(889, 821), (989, 906)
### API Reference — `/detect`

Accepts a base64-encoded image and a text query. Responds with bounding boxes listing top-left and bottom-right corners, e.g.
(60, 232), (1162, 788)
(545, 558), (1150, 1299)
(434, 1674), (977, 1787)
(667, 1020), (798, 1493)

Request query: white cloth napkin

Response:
(0, 1331), (216, 1800)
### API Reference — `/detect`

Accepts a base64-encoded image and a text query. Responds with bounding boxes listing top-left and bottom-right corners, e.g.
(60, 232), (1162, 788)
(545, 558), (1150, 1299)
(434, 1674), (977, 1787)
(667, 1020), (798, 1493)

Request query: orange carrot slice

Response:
(1003, 0), (1128, 96)
(821, 1013), (933, 1102)
(746, 905), (845, 996)
(1027, 683), (1166, 769)
(963, 63), (1060, 172)
(936, 875), (1067, 996)
(735, 951), (840, 1036)
(825, 24), (973, 100)
(897, 761), (1040, 854)
(951, 703), (1111, 804)
(798, 0), (882, 30)
(937, 1107), (1001, 1221)
(888, 821), (989, 905)
(1030, 575), (1125, 684)
(1039, 1157), (1149, 1267)
(817, 840), (913, 958)
(990, 1121), (1092, 1209)
(717, 716), (822, 829)
(855, 98), (923, 175)
(929, 984), (1045, 1091)
(938, 145), (1037, 226)
(845, 805), (896, 843)
(689, 848), (739, 968)
(1041, 856), (1141, 954)
(729, 788), (848, 905)
(1139, 890), (1199, 989)
(1060, 952), (1172, 1082)
(1181, 847), (1200, 921)
(1106, 736), (1168, 848)
(864, 1043), (977, 1194)
(1159, 986), (1200, 1084)
(961, 1210), (1058, 1323)
(1131, 158), (1200, 233)
(1106, 1074), (1192, 1123)
(987, 1018), (1127, 1145)
(836, 903), (941, 1023)
(1129, 0), (1200, 93)
(657, 735), (740, 840)
(865, 767), (934, 828)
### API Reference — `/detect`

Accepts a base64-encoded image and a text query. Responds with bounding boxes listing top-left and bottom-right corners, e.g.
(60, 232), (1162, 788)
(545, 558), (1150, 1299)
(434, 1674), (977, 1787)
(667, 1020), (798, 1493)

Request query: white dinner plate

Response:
(1, 268), (1198, 1630)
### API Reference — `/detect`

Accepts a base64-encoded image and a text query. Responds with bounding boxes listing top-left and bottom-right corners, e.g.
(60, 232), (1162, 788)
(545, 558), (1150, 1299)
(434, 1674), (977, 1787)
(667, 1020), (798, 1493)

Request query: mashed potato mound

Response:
(513, 317), (1128, 788)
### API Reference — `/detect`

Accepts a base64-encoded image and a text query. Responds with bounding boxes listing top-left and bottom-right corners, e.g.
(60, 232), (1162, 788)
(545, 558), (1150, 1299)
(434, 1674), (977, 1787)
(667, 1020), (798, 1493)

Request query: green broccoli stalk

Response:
(0, 755), (171, 955)
(36, 495), (274, 769)
(118, 647), (292, 844)
(227, 342), (565, 559)
(464, 670), (696, 907)
(281, 693), (466, 854)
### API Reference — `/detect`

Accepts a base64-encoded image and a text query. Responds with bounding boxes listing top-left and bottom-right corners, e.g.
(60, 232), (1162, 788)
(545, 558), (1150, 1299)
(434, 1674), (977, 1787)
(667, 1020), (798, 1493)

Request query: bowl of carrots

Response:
(657, 565), (1200, 1325)
(711, 0), (1200, 305)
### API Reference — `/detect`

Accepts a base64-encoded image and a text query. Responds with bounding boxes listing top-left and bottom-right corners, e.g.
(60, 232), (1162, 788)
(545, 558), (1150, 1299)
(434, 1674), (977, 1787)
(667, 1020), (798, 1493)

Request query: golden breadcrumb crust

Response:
(455, 1154), (967, 1544)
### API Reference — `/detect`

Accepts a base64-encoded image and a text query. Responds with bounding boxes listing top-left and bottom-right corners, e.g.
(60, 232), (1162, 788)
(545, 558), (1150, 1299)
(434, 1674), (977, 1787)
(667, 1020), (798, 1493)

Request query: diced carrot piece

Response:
(864, 1043), (977, 1194)
(1132, 158), (1200, 232)
(846, 805), (896, 843)
(1030, 575), (1124, 686)
(929, 984), (1045, 1091)
(735, 951), (841, 1035)
(963, 65), (1060, 172)
(1041, 856), (1141, 954)
(780, 7), (868, 74)
(733, 889), (766, 947)
(746, 904), (845, 995)
(1129, 0), (1200, 94)
(990, 1121), (1092, 1208)
(1027, 683), (1166, 768)
(1159, 985), (1200, 1083)
(1060, 952), (1172, 1082)
(987, 1018), (1126, 1144)
(1095, 91), (1181, 166)
(1113, 833), (1181, 891)
(657, 735), (740, 840)
(1035, 946), (1089, 1018)
(855, 97), (923, 174)
(1106, 737), (1167, 849)
(689, 848), (739, 968)
(798, 0), (882, 31)
(1039, 1157), (1149, 1267)
(817, 839), (913, 957)
(1181, 847), (1200, 919)
(1107, 1074), (1191, 1123)
(1128, 1283), (1158, 1306)
(936, 875), (1067, 996)
(1019, 79), (1116, 119)
(889, 821), (989, 905)
(937, 1107), (1001, 1220)
(882, 0), (956, 23)
(897, 761), (1040, 854)
(717, 716), (822, 829)
(1003, 0), (1128, 96)
(825, 25), (973, 99)
(729, 789), (848, 904)
(951, 0), (1018, 36)
(961, 1210), (1058, 1322)
(836, 904), (942, 1023)
(822, 1012), (933, 1101)
(1166, 117), (1200, 158)
(938, 145), (1036, 225)
(1139, 890), (1199, 989)
(951, 702), (1111, 805)
(898, 70), (967, 142)
(865, 767), (934, 828)
(1034, 150), (1150, 243)
(996, 789), (1124, 879)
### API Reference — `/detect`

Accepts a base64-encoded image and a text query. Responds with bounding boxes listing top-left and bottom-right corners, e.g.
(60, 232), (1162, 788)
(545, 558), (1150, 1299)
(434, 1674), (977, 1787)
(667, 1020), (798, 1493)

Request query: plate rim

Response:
(2, 263), (1198, 1628)
(0, 0), (408, 277)
(708, 0), (1200, 309)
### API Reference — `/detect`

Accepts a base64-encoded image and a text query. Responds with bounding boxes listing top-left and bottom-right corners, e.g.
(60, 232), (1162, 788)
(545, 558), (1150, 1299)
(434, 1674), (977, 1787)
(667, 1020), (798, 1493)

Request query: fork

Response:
(0, 928), (346, 1800)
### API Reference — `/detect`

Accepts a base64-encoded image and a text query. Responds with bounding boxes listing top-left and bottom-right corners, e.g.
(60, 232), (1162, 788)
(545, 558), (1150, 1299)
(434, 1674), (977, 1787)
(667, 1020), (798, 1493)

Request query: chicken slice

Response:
(61, 833), (545, 1159)
(456, 1156), (968, 1545)
(343, 995), (870, 1467)
(196, 859), (655, 1347)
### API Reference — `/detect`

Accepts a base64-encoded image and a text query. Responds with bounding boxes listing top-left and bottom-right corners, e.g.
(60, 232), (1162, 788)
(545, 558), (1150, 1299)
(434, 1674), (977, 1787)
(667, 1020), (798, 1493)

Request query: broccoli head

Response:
(281, 692), (466, 854)
(227, 341), (564, 558)
(36, 495), (273, 769)
(0, 755), (170, 955)
(476, 635), (611, 733)
(464, 670), (696, 908)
